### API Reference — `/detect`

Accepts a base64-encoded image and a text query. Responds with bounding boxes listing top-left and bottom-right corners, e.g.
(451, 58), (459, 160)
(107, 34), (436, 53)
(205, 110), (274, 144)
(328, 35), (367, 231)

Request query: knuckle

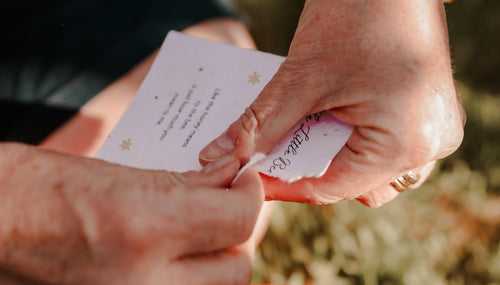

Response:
(229, 105), (268, 159)
(238, 106), (261, 138)
(409, 130), (435, 161)
(237, 103), (277, 151)
(384, 112), (438, 168)
(158, 170), (188, 186)
(406, 108), (463, 165)
(402, 136), (433, 170)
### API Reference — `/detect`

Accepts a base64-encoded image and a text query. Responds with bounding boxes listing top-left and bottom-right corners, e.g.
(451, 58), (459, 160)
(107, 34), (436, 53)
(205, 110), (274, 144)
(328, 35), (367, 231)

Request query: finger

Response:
(356, 161), (436, 207)
(261, 133), (436, 205)
(252, 201), (273, 246)
(261, 129), (380, 203)
(175, 168), (264, 256)
(355, 187), (400, 208)
(152, 154), (240, 188)
(198, 60), (328, 165)
(160, 247), (253, 285)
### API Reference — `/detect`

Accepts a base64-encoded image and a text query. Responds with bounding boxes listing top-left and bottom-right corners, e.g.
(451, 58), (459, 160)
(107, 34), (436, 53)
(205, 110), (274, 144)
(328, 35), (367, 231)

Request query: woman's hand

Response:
(199, 0), (465, 206)
(0, 143), (263, 285)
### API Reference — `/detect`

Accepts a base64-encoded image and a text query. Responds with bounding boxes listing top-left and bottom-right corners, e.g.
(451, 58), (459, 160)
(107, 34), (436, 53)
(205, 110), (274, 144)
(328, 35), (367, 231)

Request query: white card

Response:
(95, 31), (353, 182)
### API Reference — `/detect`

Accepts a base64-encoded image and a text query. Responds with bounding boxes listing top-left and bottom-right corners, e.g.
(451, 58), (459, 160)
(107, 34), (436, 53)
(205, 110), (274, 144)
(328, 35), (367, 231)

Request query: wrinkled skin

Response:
(0, 143), (263, 285)
(200, 0), (465, 206)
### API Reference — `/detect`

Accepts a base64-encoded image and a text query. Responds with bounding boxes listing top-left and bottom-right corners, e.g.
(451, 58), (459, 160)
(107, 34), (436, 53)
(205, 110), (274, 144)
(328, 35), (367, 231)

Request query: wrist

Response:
(0, 144), (88, 284)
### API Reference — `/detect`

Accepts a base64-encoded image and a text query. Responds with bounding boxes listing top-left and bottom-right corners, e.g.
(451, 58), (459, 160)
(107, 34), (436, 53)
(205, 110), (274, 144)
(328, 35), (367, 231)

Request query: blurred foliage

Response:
(228, 0), (304, 55)
(446, 0), (500, 93)
(228, 0), (500, 284)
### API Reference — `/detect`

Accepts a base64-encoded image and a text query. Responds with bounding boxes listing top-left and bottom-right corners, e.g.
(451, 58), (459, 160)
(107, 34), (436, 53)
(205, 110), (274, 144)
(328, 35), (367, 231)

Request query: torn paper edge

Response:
(230, 152), (267, 185)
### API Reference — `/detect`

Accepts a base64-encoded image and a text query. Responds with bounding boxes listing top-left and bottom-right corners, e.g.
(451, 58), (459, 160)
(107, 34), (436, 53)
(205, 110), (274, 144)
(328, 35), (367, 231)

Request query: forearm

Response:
(0, 143), (87, 284)
(299, 0), (450, 58)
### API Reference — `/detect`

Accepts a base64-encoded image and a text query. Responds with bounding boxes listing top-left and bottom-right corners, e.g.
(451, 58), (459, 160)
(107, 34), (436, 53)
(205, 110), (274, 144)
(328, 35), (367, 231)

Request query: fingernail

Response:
(199, 131), (235, 162)
(202, 154), (237, 173)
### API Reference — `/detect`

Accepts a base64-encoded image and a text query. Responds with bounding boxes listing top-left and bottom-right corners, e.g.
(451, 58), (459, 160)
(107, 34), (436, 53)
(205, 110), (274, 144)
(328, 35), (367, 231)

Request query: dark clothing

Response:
(0, 0), (230, 143)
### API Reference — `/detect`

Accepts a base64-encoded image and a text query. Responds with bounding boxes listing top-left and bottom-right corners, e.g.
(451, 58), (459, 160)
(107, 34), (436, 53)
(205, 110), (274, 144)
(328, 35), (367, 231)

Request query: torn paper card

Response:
(247, 111), (353, 182)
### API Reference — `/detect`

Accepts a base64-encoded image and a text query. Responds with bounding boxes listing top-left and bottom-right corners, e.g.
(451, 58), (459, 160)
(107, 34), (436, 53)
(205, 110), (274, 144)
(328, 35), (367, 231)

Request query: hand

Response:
(0, 143), (263, 285)
(199, 0), (465, 206)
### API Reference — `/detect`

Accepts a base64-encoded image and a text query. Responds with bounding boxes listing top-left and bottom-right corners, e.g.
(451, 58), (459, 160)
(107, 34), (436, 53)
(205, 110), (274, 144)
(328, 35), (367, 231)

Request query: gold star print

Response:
(119, 138), (133, 151)
(247, 71), (261, 85)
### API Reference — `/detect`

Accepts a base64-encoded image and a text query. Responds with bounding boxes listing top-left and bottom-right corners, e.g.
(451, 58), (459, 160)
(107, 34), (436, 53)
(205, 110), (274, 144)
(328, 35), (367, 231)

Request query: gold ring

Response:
(391, 171), (420, 192)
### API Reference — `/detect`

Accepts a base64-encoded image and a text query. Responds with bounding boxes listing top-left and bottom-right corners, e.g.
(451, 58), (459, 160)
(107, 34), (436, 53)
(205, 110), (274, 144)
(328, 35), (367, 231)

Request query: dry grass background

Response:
(227, 0), (500, 284)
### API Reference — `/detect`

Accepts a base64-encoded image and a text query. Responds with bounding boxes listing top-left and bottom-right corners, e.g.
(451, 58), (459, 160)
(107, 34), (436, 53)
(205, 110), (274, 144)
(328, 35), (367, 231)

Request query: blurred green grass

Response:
(229, 0), (500, 284)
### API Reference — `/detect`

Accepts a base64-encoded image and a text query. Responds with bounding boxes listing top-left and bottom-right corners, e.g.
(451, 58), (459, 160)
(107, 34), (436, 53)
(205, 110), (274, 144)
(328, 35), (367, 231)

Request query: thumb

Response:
(199, 62), (322, 165)
(155, 154), (241, 188)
